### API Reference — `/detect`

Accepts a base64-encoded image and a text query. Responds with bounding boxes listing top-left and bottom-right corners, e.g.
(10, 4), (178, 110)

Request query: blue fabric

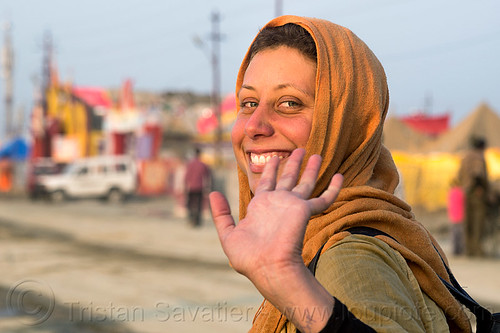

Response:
(0, 138), (30, 161)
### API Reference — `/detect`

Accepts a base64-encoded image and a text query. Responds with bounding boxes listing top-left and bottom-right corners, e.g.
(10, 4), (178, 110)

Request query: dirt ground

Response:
(0, 194), (498, 333)
(0, 195), (261, 333)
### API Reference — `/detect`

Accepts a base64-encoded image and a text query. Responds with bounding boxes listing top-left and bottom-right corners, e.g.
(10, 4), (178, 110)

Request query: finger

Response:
(291, 154), (322, 198)
(275, 148), (306, 191)
(209, 191), (236, 243)
(308, 173), (344, 215)
(254, 155), (280, 194)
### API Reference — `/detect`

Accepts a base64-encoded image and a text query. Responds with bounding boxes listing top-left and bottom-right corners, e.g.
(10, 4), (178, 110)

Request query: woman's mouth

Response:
(248, 152), (291, 169)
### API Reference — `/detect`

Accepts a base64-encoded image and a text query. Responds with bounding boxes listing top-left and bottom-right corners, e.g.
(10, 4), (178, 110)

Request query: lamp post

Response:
(194, 10), (223, 167)
(275, 0), (283, 17)
(2, 22), (14, 139)
(210, 10), (222, 167)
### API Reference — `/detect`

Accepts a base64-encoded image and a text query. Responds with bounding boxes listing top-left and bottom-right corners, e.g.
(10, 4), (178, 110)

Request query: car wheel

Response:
(51, 190), (66, 203)
(107, 188), (124, 204)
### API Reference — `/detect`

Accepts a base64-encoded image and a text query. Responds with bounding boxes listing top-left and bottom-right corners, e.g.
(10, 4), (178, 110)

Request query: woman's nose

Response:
(244, 105), (274, 139)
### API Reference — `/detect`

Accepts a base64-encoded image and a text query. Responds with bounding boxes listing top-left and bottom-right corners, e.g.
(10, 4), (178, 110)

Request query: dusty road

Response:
(0, 196), (261, 333)
(0, 195), (498, 332)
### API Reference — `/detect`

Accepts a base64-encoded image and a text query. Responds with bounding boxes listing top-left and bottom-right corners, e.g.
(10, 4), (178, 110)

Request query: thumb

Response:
(209, 191), (235, 243)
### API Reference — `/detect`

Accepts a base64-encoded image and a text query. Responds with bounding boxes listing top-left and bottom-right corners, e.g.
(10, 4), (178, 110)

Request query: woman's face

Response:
(232, 46), (316, 193)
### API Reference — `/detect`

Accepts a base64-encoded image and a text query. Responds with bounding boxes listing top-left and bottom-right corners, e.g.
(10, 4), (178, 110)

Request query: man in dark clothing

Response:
(458, 137), (489, 257)
(184, 148), (211, 227)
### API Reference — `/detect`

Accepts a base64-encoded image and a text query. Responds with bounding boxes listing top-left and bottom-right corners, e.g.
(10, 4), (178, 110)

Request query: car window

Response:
(34, 166), (56, 175)
(115, 163), (127, 173)
(97, 165), (107, 174)
(77, 167), (89, 176)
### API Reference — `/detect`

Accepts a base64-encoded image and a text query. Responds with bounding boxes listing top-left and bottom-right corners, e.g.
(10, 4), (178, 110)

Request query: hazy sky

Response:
(1, 0), (499, 139)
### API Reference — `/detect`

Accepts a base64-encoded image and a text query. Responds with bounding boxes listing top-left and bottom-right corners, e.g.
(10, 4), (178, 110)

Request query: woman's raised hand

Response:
(209, 149), (343, 285)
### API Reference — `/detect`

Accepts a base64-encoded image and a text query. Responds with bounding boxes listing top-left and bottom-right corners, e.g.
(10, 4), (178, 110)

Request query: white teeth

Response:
(250, 153), (286, 166)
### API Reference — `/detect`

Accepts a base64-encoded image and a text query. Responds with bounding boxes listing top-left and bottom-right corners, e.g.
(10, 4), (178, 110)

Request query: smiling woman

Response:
(232, 44), (316, 192)
(209, 16), (472, 333)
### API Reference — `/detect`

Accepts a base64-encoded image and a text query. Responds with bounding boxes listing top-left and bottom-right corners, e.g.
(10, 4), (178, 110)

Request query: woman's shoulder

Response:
(315, 234), (449, 332)
(320, 233), (406, 268)
(316, 233), (412, 292)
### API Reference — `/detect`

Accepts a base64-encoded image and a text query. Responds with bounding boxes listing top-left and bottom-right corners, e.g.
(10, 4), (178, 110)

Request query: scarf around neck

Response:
(234, 15), (470, 333)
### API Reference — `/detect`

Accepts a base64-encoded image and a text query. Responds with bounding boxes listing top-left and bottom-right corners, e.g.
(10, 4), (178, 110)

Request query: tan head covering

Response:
(236, 15), (470, 333)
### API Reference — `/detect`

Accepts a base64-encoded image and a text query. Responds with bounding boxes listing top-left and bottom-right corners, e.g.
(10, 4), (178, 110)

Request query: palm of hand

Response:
(210, 148), (343, 284)
(225, 189), (312, 278)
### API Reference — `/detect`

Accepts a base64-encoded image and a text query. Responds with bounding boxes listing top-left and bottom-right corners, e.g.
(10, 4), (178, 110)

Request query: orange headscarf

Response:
(235, 16), (470, 333)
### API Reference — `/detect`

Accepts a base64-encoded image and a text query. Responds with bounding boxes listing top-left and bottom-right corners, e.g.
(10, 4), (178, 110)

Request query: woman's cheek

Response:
(231, 118), (248, 168)
(231, 118), (242, 141)
(231, 117), (248, 148)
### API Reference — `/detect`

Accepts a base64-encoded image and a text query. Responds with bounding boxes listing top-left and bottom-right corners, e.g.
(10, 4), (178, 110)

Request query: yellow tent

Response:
(392, 148), (500, 211)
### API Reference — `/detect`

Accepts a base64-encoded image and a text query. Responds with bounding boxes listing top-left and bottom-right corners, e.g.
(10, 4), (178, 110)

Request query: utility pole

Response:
(41, 31), (53, 105)
(275, 0), (283, 17)
(210, 10), (223, 166)
(2, 22), (14, 139)
(41, 31), (53, 157)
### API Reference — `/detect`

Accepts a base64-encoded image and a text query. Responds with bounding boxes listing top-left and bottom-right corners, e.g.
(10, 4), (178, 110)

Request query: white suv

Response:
(37, 155), (137, 203)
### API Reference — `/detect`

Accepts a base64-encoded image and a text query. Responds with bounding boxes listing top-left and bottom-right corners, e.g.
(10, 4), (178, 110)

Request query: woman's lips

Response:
(247, 151), (291, 172)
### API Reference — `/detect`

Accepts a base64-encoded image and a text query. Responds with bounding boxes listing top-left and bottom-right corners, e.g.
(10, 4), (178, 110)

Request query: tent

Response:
(383, 116), (434, 152)
(400, 113), (450, 137)
(196, 93), (237, 138)
(0, 137), (30, 161)
(72, 86), (113, 109)
(423, 103), (500, 153)
(390, 103), (500, 211)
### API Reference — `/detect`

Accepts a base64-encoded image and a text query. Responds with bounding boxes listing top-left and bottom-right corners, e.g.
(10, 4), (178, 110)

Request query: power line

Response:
(381, 29), (500, 64)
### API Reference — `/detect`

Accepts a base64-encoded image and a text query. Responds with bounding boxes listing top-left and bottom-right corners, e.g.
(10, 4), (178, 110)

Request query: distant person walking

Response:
(184, 148), (211, 227)
(447, 179), (465, 255)
(458, 136), (489, 257)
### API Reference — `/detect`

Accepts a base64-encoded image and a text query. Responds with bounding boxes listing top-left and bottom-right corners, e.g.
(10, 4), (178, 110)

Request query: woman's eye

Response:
(281, 101), (300, 108)
(278, 99), (303, 111)
(239, 101), (258, 112)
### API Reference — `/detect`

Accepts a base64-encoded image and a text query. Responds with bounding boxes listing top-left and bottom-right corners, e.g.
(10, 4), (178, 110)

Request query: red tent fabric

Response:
(400, 113), (450, 136)
(197, 109), (218, 135)
(119, 79), (135, 110)
(221, 93), (236, 112)
(196, 93), (237, 135)
(72, 87), (113, 109)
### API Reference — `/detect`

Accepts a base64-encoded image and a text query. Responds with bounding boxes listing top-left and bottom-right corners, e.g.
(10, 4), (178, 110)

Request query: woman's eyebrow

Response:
(238, 84), (255, 94)
(275, 83), (314, 98)
(239, 83), (313, 98)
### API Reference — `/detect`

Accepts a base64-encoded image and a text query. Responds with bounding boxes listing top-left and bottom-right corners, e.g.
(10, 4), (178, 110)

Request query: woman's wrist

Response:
(253, 263), (334, 333)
